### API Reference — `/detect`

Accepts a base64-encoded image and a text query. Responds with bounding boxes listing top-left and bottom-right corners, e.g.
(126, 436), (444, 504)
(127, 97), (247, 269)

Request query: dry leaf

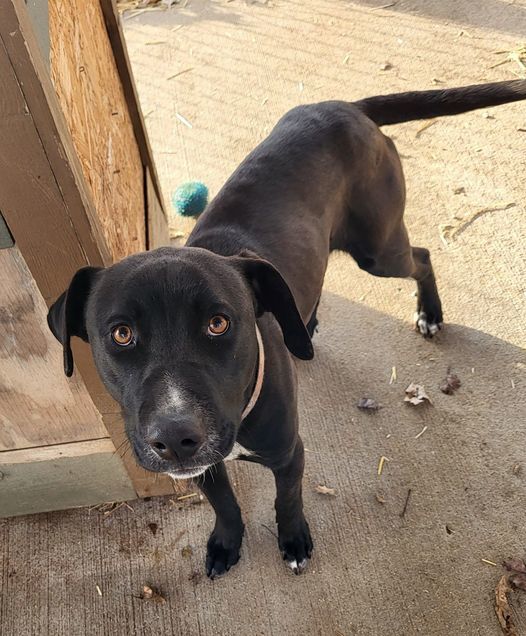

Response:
(440, 372), (461, 395)
(188, 571), (203, 583)
(495, 575), (518, 636)
(509, 573), (526, 592)
(141, 585), (166, 604)
(404, 382), (432, 405)
(181, 545), (193, 558)
(315, 484), (336, 496)
(142, 585), (154, 599)
(148, 522), (158, 536)
(357, 397), (381, 411)
(503, 558), (526, 575)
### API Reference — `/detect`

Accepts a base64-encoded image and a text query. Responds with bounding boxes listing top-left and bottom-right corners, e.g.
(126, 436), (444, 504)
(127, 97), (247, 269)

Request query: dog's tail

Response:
(354, 80), (526, 126)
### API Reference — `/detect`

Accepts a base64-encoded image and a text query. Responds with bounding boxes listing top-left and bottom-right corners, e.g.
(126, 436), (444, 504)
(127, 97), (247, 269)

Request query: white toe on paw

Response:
(415, 312), (440, 337)
(287, 559), (299, 573)
(428, 322), (439, 336)
(286, 557), (308, 575)
(297, 558), (308, 572)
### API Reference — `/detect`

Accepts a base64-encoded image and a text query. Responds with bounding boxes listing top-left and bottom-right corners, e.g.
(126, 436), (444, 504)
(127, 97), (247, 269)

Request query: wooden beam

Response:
(0, 439), (137, 517)
(0, 0), (110, 300)
(2, 438), (116, 464)
(0, 0), (173, 498)
(147, 168), (171, 249)
(24, 0), (50, 68)
(0, 246), (109, 452)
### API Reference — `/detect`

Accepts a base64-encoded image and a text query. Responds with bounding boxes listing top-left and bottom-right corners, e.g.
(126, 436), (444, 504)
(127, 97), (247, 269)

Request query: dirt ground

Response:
(1, 1), (526, 634)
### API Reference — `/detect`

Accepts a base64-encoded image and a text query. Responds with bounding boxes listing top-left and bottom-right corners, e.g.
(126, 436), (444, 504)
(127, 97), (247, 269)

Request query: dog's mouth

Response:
(130, 428), (236, 478)
(166, 466), (209, 480)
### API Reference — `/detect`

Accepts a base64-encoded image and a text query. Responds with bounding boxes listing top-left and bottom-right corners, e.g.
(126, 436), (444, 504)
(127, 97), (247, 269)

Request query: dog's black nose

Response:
(146, 418), (205, 461)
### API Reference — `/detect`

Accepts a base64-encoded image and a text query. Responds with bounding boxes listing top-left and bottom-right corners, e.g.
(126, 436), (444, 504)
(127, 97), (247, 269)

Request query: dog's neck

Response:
(241, 325), (265, 420)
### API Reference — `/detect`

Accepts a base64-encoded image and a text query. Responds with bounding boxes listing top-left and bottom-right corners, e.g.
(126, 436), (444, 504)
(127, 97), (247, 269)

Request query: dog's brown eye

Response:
(208, 315), (230, 336)
(112, 325), (133, 346)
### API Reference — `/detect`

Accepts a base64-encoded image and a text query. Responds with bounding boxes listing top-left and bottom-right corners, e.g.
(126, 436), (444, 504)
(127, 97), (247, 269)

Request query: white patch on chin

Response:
(166, 466), (208, 480)
(224, 442), (256, 462)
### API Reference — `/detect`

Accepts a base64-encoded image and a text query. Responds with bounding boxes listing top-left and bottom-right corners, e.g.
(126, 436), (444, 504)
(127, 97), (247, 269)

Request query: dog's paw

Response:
(205, 525), (244, 579)
(278, 519), (313, 575)
(414, 311), (442, 338)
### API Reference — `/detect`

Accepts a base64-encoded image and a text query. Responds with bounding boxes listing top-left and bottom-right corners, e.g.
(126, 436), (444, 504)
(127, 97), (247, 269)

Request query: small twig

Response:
(414, 425), (428, 439)
(377, 456), (389, 476)
(372, 1), (397, 9)
(488, 58), (510, 70)
(453, 202), (516, 239)
(176, 492), (198, 501)
(415, 119), (437, 138)
(167, 67), (194, 80)
(260, 523), (278, 539)
(176, 112), (193, 128)
(122, 8), (150, 20)
(482, 558), (498, 566)
(400, 488), (412, 518)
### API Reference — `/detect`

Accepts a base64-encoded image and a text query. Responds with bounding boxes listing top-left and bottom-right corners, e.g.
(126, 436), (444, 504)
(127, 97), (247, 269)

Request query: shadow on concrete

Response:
(1, 289), (524, 635)
(350, 0), (526, 39)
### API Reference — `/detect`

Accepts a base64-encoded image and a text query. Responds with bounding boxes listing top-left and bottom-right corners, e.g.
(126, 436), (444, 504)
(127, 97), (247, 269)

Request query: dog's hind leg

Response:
(196, 462), (245, 578)
(341, 131), (443, 337)
(410, 246), (443, 337)
(347, 223), (443, 337)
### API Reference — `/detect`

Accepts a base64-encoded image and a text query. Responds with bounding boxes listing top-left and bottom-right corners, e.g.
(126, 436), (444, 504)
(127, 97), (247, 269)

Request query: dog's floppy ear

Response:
(47, 267), (102, 377)
(232, 254), (313, 361)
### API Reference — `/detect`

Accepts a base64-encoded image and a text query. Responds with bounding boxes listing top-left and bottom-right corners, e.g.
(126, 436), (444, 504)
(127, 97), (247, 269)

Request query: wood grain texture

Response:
(48, 0), (145, 262)
(0, 0), (110, 300)
(1, 438), (115, 464)
(0, 247), (108, 451)
(100, 0), (168, 221)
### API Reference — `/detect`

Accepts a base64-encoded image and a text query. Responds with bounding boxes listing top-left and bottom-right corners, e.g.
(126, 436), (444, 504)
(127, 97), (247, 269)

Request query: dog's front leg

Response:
(272, 438), (313, 574)
(195, 462), (244, 579)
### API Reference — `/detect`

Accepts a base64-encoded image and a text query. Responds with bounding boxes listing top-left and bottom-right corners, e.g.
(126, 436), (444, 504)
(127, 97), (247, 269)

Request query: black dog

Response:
(48, 80), (526, 578)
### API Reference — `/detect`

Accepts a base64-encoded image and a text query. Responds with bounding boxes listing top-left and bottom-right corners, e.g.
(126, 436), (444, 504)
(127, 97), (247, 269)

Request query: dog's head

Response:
(47, 247), (312, 478)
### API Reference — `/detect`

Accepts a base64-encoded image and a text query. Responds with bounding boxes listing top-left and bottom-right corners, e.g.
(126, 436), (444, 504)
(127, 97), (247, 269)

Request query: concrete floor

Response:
(2, 1), (526, 634)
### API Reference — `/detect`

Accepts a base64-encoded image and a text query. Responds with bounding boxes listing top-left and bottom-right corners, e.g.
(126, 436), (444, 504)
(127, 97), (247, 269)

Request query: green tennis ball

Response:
(172, 181), (208, 217)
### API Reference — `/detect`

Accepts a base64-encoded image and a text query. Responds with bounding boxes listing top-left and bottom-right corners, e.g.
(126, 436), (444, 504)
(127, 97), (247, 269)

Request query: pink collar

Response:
(241, 325), (265, 420)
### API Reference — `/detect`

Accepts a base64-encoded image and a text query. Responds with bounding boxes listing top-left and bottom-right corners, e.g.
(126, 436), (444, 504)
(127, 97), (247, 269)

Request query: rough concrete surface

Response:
(1, 1), (526, 634)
